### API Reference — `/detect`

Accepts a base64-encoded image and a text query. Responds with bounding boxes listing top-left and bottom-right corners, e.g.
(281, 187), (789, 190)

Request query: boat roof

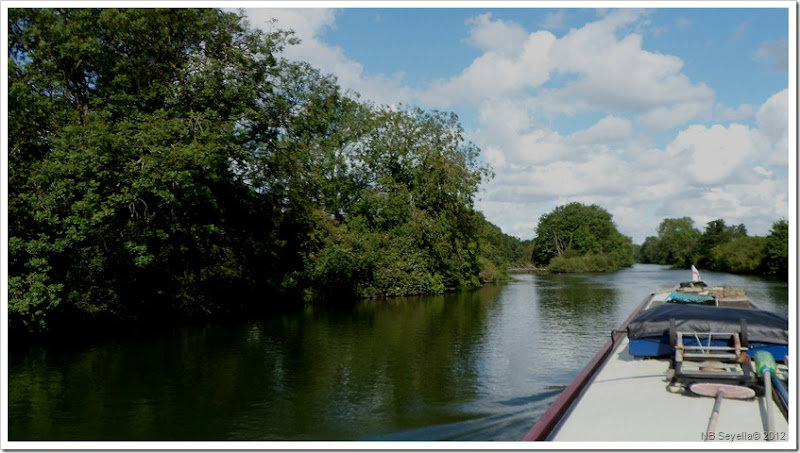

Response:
(547, 290), (789, 442)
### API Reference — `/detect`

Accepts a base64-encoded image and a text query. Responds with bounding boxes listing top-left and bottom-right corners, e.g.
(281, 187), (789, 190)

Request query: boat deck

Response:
(549, 337), (788, 441)
(549, 290), (789, 442)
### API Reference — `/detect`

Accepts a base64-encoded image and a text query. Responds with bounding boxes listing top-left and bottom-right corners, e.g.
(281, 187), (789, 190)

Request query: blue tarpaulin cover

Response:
(627, 304), (788, 345)
(664, 291), (715, 305)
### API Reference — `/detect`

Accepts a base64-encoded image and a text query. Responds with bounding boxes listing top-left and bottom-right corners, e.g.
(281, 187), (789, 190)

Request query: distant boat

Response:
(523, 278), (789, 442)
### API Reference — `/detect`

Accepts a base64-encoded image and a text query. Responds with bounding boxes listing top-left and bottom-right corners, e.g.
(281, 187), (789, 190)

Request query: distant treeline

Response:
(487, 204), (789, 279)
(637, 218), (788, 278)
(9, 9), (525, 334)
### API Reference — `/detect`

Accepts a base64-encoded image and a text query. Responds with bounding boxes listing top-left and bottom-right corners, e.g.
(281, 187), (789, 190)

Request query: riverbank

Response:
(508, 267), (548, 274)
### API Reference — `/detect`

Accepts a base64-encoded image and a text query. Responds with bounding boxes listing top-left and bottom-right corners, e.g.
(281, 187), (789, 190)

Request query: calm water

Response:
(8, 264), (789, 441)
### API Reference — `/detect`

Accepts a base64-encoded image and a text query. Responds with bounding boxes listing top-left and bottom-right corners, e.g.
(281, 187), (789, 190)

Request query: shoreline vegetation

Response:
(638, 217), (788, 279)
(9, 9), (789, 337)
(507, 267), (549, 274)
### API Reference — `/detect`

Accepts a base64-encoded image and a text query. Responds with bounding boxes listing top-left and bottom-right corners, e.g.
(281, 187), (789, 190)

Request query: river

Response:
(8, 264), (789, 442)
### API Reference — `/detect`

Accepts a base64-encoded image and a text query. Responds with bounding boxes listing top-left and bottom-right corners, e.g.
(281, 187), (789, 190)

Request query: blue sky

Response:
(244, 4), (794, 243)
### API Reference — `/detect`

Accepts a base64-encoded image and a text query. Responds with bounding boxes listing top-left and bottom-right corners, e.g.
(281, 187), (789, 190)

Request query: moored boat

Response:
(523, 275), (790, 442)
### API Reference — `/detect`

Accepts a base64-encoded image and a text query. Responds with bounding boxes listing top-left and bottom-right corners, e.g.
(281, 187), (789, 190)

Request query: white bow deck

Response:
(550, 337), (788, 441)
(549, 290), (789, 442)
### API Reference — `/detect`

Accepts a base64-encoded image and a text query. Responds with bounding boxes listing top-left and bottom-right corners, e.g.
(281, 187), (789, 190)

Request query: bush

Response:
(478, 256), (506, 282)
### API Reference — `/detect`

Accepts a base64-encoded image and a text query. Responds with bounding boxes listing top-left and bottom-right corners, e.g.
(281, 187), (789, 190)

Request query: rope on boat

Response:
(610, 329), (627, 348)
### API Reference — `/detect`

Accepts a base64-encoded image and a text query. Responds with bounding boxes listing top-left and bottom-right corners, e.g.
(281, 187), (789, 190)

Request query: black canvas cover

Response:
(627, 304), (788, 345)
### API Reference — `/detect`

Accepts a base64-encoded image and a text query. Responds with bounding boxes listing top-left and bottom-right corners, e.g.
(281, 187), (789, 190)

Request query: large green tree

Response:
(650, 217), (702, 268)
(530, 202), (634, 271)
(9, 9), (294, 330)
(9, 8), (499, 332)
(304, 107), (491, 299)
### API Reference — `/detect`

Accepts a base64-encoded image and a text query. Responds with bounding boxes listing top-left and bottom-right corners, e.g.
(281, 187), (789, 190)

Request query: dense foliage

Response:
(8, 9), (498, 333)
(639, 218), (788, 278)
(762, 220), (789, 279)
(477, 216), (535, 280)
(530, 202), (635, 273)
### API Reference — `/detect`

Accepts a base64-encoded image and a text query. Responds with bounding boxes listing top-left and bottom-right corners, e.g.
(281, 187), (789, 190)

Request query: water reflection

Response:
(10, 286), (505, 441)
(534, 273), (618, 320)
(530, 273), (620, 386)
(241, 287), (504, 440)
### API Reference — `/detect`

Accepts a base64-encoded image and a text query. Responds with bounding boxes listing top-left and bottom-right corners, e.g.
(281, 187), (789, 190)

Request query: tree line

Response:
(516, 203), (788, 279)
(638, 217), (788, 278)
(9, 8), (524, 334)
(8, 9), (788, 335)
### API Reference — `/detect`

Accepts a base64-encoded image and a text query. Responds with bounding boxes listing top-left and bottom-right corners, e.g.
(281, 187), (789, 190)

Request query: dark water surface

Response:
(8, 264), (789, 441)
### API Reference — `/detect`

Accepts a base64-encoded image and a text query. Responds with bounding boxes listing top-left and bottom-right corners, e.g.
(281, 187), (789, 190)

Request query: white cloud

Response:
(244, 8), (415, 106)
(657, 173), (788, 235)
(756, 89), (789, 165)
(715, 103), (757, 121)
(546, 24), (714, 112)
(567, 116), (633, 145)
(637, 101), (713, 131)
(732, 21), (751, 41)
(471, 97), (573, 167)
(423, 29), (556, 107)
(465, 13), (529, 57)
(245, 8), (337, 41)
(473, 199), (540, 239)
(755, 39), (789, 72)
(483, 145), (507, 169)
(753, 166), (772, 177)
(665, 123), (761, 186)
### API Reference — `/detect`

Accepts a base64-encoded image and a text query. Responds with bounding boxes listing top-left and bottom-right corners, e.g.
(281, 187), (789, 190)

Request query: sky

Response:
(245, 3), (795, 243)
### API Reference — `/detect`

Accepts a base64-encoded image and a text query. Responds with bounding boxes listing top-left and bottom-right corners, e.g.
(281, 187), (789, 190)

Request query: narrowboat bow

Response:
(523, 280), (790, 442)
